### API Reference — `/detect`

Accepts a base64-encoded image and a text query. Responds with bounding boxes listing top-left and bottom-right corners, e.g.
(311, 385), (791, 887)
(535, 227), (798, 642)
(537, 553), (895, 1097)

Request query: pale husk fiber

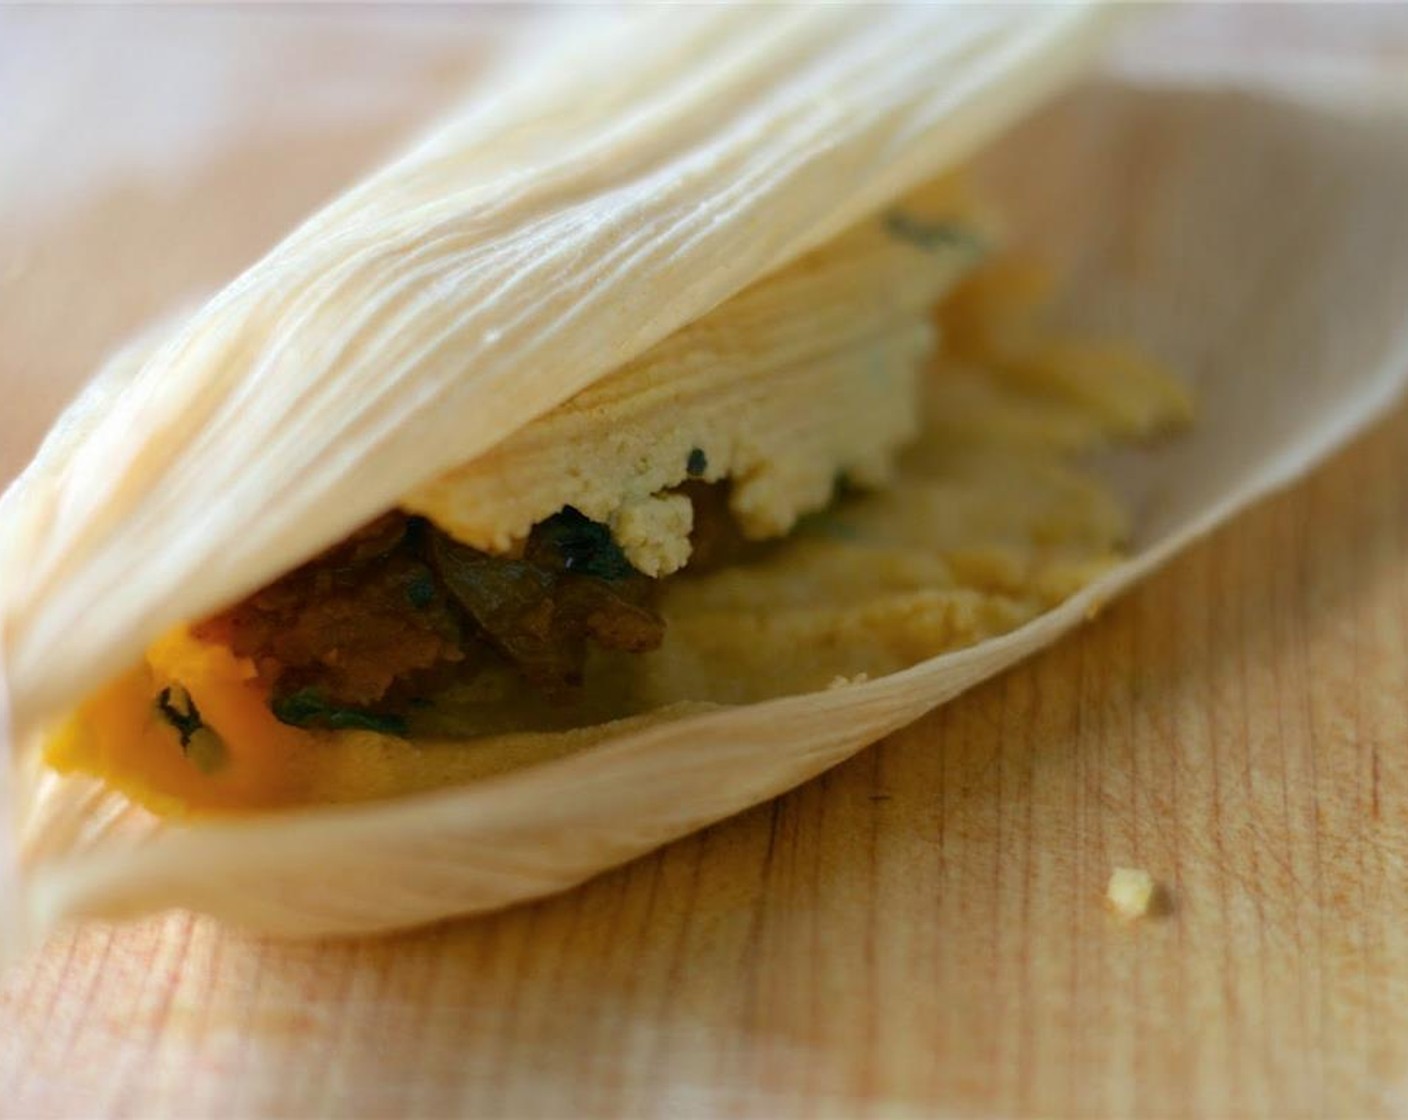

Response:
(0, 5), (1119, 954)
(0, 4), (1114, 738)
(7, 17), (1408, 956)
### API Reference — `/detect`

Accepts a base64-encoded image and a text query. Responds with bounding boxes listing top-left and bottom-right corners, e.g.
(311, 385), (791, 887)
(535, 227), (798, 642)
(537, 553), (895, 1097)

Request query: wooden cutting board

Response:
(3, 9), (1408, 1118)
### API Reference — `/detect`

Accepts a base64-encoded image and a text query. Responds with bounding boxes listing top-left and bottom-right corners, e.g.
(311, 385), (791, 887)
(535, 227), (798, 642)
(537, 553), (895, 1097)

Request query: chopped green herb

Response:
(184, 727), (228, 774)
(156, 685), (205, 749)
(156, 685), (228, 771)
(883, 211), (987, 255)
(686, 447), (708, 477)
(272, 689), (408, 736)
(533, 507), (636, 581)
(405, 567), (438, 609)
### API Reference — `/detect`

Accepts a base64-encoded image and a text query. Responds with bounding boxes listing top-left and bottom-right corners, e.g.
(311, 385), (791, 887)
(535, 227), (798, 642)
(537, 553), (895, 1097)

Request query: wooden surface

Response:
(5, 8), (1408, 1118)
(5, 404), (1408, 1118)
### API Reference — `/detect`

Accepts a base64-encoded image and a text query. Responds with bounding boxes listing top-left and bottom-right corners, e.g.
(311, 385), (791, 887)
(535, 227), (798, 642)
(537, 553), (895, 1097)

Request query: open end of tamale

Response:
(38, 178), (1192, 817)
(188, 489), (753, 737)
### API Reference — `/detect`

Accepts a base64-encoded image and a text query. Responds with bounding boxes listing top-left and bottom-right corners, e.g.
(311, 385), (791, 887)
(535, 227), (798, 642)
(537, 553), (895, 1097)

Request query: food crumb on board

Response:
(1106, 867), (1161, 920)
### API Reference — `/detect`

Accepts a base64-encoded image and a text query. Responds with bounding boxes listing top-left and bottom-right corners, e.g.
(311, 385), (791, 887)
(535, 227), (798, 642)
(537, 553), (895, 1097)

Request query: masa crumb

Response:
(827, 672), (871, 690)
(1107, 867), (1158, 919)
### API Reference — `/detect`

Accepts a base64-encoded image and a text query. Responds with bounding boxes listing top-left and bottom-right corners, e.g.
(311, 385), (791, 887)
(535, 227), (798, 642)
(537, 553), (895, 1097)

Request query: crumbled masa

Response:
(1107, 867), (1160, 920)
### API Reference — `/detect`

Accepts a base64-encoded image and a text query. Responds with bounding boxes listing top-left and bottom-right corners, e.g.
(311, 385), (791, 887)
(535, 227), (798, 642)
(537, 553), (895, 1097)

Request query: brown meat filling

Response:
(194, 485), (748, 732)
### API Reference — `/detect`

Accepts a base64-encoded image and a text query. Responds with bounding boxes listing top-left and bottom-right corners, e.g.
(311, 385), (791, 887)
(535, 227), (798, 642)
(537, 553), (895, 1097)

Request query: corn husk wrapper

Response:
(6, 7), (1408, 958)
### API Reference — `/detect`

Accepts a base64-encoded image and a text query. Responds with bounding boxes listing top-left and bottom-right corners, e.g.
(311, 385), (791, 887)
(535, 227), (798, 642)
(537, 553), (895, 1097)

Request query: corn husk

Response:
(7, 7), (1408, 960)
(0, 4), (1115, 733)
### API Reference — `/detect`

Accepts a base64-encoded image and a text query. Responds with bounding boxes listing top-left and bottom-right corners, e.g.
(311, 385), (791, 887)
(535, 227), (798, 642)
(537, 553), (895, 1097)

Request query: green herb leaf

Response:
(156, 684), (205, 748)
(272, 689), (408, 736)
(883, 211), (987, 255)
(156, 684), (228, 770)
(405, 567), (438, 609)
(184, 728), (228, 774)
(532, 507), (636, 581)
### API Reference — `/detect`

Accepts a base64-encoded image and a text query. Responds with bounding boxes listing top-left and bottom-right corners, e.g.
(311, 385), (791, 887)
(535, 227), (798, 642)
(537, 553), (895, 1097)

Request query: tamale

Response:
(0, 5), (1212, 946)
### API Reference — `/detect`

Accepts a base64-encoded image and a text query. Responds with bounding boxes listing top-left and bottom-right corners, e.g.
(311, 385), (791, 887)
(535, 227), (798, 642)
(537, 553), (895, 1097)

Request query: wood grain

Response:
(4, 403), (1408, 1118)
(4, 8), (1408, 1118)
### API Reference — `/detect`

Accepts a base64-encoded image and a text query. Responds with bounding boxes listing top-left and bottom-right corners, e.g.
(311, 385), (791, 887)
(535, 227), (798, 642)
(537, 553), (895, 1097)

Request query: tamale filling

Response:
(190, 487), (752, 733)
(41, 188), (1194, 816)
